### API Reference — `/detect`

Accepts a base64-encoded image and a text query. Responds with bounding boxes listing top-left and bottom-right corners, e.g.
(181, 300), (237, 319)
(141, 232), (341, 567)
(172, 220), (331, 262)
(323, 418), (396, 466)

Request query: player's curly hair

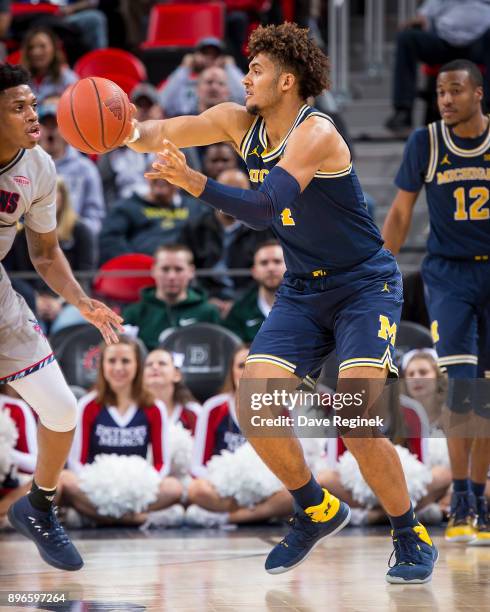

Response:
(248, 23), (329, 100)
(0, 63), (30, 94)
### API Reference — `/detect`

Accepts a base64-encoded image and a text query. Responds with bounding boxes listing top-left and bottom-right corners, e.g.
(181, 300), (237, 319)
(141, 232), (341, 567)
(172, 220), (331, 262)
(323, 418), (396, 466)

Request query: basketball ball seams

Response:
(68, 81), (99, 154)
(89, 77), (108, 151)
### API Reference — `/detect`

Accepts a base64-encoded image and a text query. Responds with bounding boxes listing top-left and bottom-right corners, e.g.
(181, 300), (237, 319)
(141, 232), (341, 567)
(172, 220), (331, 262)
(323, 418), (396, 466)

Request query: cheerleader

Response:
(186, 345), (292, 527)
(401, 349), (452, 518)
(143, 349), (201, 433)
(59, 336), (183, 526)
(0, 390), (37, 526)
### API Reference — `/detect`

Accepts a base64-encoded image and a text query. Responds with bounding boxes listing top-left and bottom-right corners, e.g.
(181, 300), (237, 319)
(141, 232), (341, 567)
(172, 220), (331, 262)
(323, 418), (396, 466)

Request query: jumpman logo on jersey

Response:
(441, 154), (451, 166)
(248, 145), (261, 158)
(382, 282), (390, 293)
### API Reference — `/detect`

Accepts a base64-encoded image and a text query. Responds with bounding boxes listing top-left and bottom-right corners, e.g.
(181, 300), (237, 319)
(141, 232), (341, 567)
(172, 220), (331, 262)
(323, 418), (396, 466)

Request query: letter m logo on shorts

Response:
(377, 315), (397, 346)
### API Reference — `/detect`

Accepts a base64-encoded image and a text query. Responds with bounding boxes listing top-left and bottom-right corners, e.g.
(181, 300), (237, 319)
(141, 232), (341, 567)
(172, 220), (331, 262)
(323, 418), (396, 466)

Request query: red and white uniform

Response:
(0, 393), (37, 493)
(191, 393), (245, 478)
(167, 401), (201, 435)
(0, 147), (56, 382)
(69, 392), (171, 476)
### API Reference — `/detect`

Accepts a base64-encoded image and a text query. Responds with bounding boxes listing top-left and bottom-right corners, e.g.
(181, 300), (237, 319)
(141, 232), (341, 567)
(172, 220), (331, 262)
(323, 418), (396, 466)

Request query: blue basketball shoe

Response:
(8, 496), (84, 571)
(265, 489), (351, 574)
(386, 524), (438, 584)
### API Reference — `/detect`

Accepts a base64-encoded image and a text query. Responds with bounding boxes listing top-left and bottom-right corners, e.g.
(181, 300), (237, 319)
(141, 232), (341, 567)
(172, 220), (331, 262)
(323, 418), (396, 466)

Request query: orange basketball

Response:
(56, 77), (132, 155)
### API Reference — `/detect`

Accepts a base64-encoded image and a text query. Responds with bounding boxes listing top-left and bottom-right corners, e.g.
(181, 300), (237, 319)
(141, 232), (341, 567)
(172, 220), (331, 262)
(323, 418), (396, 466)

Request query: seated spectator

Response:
(98, 84), (162, 206)
(98, 168), (203, 264)
(160, 37), (245, 117)
(20, 26), (78, 102)
(97, 85), (201, 205)
(144, 349), (200, 433)
(123, 245), (221, 351)
(0, 390), (37, 528)
(34, 284), (63, 335)
(224, 240), (285, 342)
(186, 345), (292, 527)
(58, 0), (108, 51)
(201, 142), (239, 180)
(385, 0), (490, 133)
(4, 177), (97, 292)
(180, 168), (272, 316)
(59, 336), (183, 527)
(38, 102), (105, 234)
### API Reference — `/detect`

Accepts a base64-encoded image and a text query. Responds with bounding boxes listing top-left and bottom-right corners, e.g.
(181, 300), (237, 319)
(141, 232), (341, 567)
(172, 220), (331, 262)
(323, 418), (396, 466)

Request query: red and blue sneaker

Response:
(8, 496), (83, 571)
(386, 523), (438, 584)
(265, 489), (351, 574)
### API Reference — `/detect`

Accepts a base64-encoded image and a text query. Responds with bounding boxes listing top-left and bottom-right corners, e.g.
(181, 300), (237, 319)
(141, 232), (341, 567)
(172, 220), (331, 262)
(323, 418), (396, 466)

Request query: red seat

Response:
(5, 50), (21, 65)
(96, 72), (141, 96)
(422, 63), (485, 77)
(142, 3), (224, 49)
(11, 3), (59, 16)
(74, 48), (147, 83)
(93, 253), (155, 303)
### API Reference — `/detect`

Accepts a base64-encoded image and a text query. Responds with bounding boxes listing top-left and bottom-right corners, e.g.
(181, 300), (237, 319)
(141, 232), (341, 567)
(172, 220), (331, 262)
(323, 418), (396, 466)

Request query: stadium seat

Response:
(159, 323), (242, 402)
(74, 48), (147, 83)
(5, 50), (21, 65)
(92, 253), (155, 304)
(50, 323), (103, 389)
(142, 3), (224, 49)
(395, 321), (433, 367)
(11, 3), (59, 16)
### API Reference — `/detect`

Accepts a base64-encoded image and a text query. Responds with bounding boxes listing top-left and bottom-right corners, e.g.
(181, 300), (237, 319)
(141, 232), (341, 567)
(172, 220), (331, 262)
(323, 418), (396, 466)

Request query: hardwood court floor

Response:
(0, 526), (489, 611)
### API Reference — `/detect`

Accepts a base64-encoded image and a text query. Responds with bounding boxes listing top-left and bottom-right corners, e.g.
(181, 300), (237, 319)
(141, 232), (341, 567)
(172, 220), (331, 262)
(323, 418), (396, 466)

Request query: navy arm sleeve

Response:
(395, 127), (431, 193)
(200, 165), (301, 230)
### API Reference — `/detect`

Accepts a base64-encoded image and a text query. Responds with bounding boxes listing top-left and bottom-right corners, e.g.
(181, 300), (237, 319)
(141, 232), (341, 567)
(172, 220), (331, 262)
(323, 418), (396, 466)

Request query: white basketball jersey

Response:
(0, 146), (57, 261)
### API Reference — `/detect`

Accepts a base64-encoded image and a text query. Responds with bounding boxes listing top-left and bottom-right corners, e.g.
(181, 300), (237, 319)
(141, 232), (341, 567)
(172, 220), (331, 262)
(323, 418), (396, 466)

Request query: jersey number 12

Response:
(453, 186), (489, 221)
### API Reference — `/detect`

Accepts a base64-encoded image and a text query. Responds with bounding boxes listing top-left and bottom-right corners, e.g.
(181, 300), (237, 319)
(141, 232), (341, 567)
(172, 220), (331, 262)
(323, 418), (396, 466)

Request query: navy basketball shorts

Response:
(247, 249), (403, 382)
(422, 255), (490, 417)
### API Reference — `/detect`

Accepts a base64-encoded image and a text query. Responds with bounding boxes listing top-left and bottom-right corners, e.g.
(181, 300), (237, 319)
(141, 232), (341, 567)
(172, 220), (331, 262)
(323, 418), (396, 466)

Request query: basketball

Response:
(56, 77), (132, 155)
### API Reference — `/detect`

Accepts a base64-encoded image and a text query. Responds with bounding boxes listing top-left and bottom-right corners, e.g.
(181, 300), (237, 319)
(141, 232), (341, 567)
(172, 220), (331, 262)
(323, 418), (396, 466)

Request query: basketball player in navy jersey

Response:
(0, 64), (123, 571)
(383, 59), (490, 546)
(126, 23), (437, 582)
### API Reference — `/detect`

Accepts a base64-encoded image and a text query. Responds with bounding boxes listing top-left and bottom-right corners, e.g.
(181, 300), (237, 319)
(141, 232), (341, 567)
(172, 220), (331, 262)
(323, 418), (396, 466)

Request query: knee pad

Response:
(10, 361), (78, 432)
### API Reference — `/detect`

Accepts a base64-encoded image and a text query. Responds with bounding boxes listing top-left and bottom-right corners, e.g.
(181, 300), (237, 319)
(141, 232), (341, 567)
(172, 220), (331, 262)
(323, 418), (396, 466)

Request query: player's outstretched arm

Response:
(381, 189), (419, 255)
(26, 228), (124, 344)
(126, 102), (252, 153)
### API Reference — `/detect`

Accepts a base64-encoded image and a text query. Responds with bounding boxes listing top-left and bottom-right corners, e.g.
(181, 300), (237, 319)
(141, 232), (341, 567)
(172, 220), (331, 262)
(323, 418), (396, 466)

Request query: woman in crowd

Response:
(21, 26), (78, 102)
(58, 336), (183, 526)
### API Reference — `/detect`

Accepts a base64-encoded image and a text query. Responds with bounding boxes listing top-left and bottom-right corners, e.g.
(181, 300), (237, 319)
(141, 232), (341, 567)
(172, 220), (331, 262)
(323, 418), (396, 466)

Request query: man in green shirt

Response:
(123, 244), (221, 349)
(224, 240), (285, 342)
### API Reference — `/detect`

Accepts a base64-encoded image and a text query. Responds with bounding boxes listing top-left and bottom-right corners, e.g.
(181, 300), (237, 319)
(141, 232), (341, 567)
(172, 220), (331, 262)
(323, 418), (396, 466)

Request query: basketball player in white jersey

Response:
(0, 64), (123, 571)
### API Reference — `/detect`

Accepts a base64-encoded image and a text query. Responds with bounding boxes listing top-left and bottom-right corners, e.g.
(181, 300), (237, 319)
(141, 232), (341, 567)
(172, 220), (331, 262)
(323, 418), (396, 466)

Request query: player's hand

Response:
(77, 297), (124, 345)
(145, 140), (190, 188)
(123, 104), (140, 148)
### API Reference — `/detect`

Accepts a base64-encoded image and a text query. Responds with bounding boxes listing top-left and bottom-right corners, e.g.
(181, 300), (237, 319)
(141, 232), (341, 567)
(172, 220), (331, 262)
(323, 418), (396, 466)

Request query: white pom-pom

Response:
(338, 445), (432, 508)
(79, 454), (161, 518)
(427, 436), (450, 468)
(168, 422), (193, 480)
(207, 443), (283, 507)
(0, 410), (18, 482)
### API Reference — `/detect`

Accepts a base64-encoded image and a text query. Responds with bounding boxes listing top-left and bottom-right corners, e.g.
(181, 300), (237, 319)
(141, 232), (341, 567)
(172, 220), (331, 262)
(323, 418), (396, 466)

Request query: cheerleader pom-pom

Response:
(79, 454), (161, 518)
(0, 410), (18, 482)
(168, 422), (193, 480)
(207, 443), (283, 507)
(427, 436), (450, 468)
(338, 445), (432, 508)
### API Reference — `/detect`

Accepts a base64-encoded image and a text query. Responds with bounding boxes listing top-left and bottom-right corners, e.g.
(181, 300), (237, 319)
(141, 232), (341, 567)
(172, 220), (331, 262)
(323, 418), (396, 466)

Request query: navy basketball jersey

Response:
(396, 119), (490, 259)
(239, 104), (383, 274)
